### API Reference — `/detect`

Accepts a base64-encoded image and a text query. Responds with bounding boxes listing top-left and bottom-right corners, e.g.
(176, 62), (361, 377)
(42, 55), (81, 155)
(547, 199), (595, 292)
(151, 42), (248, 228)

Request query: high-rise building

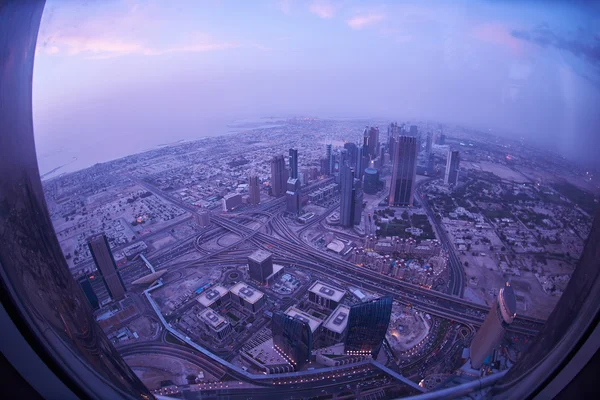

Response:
(389, 136), (418, 206)
(388, 136), (397, 164)
(339, 165), (355, 227)
(438, 134), (446, 145)
(78, 275), (100, 310)
(353, 187), (364, 226)
(409, 125), (418, 137)
(272, 311), (313, 370)
(320, 158), (329, 176)
(222, 193), (242, 211)
(363, 168), (380, 194)
(344, 142), (358, 167)
(326, 144), (333, 176)
(288, 148), (298, 180)
(248, 174), (260, 205)
(427, 153), (436, 176)
(387, 122), (399, 140)
(445, 150), (460, 186)
(270, 155), (286, 197)
(247, 250), (274, 285)
(470, 283), (517, 369)
(88, 234), (126, 301)
(286, 148), (301, 215)
(358, 143), (369, 180)
(366, 126), (379, 157)
(195, 210), (211, 227)
(345, 296), (393, 357)
(426, 132), (433, 154)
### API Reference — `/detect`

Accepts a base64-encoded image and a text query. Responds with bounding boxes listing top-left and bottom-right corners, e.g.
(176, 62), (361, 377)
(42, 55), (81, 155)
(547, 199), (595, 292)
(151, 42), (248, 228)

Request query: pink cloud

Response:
(347, 13), (385, 30)
(309, 0), (337, 19)
(42, 34), (238, 59)
(472, 23), (524, 55)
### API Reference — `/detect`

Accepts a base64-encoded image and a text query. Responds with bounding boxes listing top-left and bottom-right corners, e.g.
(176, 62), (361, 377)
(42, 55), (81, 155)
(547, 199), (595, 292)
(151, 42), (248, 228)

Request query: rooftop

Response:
(327, 239), (345, 254)
(198, 308), (228, 331)
(223, 193), (241, 200)
(284, 306), (323, 333)
(230, 282), (264, 304)
(196, 285), (229, 308)
(309, 281), (346, 303)
(322, 304), (351, 334)
(248, 249), (273, 264)
(500, 283), (517, 315)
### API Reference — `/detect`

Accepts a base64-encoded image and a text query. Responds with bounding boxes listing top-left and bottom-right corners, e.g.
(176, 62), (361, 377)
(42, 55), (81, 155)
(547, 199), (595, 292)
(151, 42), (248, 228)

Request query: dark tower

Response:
(88, 233), (126, 301)
(272, 311), (313, 370)
(345, 297), (393, 357)
(389, 136), (418, 206)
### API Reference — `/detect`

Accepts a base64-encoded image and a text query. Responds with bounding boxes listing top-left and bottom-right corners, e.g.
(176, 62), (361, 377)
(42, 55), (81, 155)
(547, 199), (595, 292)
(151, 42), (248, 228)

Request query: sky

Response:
(32, 0), (600, 173)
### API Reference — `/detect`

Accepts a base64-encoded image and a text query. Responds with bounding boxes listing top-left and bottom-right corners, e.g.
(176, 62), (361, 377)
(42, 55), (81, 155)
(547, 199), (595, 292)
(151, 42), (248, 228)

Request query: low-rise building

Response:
(230, 282), (265, 313)
(196, 285), (229, 309)
(198, 308), (232, 342)
(322, 304), (350, 345)
(308, 281), (346, 310)
(222, 193), (242, 211)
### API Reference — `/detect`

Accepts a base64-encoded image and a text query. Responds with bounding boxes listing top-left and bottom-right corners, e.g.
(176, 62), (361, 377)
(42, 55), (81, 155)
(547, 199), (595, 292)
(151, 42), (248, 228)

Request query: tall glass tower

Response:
(389, 136), (418, 206)
(272, 311), (313, 370)
(345, 296), (393, 357)
(470, 283), (517, 369)
(87, 233), (126, 301)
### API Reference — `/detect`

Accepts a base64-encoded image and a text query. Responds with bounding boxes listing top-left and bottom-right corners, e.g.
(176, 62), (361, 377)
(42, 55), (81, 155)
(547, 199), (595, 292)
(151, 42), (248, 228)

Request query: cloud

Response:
(512, 24), (600, 67)
(472, 23), (524, 55)
(309, 0), (337, 19)
(347, 13), (385, 30)
(42, 34), (238, 59)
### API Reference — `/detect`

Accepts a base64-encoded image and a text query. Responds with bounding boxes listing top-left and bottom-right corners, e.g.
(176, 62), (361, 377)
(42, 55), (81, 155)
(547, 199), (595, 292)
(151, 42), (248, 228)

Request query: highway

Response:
(414, 181), (466, 297)
(210, 214), (544, 335)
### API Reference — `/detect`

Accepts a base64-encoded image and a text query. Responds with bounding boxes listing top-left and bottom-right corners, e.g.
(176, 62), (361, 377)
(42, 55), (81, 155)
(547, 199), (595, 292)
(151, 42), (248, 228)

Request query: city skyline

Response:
(3, 2), (599, 399)
(32, 0), (600, 174)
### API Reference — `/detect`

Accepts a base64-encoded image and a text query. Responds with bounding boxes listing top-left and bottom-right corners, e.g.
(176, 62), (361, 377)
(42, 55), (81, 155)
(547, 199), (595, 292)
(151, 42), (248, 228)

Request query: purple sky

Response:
(32, 0), (600, 169)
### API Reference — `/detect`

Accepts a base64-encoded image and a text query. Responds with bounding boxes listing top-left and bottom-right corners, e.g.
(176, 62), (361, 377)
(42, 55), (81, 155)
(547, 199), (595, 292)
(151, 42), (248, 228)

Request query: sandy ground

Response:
(125, 354), (217, 390)
(465, 161), (531, 183)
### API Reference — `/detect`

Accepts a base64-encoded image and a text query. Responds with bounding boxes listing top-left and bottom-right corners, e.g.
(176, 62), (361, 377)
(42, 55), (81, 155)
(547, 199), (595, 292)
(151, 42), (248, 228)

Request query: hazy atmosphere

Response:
(33, 0), (600, 174)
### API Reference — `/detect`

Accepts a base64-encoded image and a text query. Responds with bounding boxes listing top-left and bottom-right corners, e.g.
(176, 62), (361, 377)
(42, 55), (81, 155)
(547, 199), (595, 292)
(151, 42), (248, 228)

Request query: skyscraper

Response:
(445, 150), (460, 186)
(248, 174), (260, 205)
(470, 282), (517, 369)
(325, 144), (333, 176)
(389, 136), (418, 206)
(344, 142), (358, 167)
(78, 275), (100, 310)
(366, 126), (380, 157)
(409, 125), (418, 137)
(353, 187), (364, 226)
(387, 122), (398, 141)
(272, 311), (313, 370)
(286, 148), (301, 215)
(88, 233), (126, 301)
(438, 134), (446, 145)
(339, 165), (355, 227)
(270, 155), (286, 197)
(426, 132), (433, 154)
(248, 250), (274, 285)
(363, 168), (380, 194)
(288, 148), (298, 180)
(358, 142), (369, 180)
(345, 296), (393, 357)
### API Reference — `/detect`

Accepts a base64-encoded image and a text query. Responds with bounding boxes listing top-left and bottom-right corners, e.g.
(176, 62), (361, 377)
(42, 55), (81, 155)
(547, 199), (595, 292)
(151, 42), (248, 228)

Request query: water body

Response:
(34, 117), (285, 179)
